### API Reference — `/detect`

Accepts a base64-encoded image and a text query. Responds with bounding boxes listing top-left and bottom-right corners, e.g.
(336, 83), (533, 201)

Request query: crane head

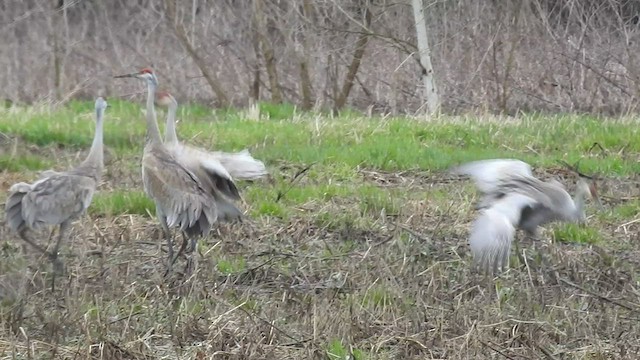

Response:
(95, 97), (108, 114)
(114, 67), (158, 87)
(577, 177), (604, 210)
(155, 90), (177, 108)
(558, 159), (604, 210)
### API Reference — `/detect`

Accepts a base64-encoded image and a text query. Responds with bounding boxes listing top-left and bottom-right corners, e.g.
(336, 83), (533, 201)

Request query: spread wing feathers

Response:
(5, 174), (96, 232)
(166, 144), (241, 200)
(198, 157), (241, 200)
(142, 151), (218, 237)
(169, 143), (267, 181)
(496, 176), (567, 211)
(452, 159), (533, 194)
(185, 164), (243, 222)
(209, 149), (268, 180)
(469, 193), (538, 273)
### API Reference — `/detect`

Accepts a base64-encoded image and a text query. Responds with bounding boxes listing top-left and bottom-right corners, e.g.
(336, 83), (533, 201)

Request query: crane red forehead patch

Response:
(140, 68), (154, 74)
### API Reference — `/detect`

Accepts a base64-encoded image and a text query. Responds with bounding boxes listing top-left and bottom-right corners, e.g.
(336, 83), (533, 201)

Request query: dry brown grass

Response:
(0, 146), (639, 360)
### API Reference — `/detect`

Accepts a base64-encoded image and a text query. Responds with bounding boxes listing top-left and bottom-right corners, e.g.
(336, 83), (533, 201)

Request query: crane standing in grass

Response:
(5, 97), (108, 275)
(452, 158), (602, 274)
(155, 91), (267, 221)
(114, 68), (241, 274)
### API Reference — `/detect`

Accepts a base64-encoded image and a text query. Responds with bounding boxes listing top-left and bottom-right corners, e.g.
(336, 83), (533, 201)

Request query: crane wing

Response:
(452, 158), (533, 193)
(209, 149), (268, 180)
(166, 144), (241, 200)
(496, 176), (559, 211)
(469, 192), (538, 273)
(142, 150), (218, 235)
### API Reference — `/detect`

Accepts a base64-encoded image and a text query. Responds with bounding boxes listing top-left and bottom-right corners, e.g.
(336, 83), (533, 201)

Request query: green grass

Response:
(553, 223), (603, 244)
(2, 102), (640, 175)
(0, 154), (52, 171)
(216, 256), (246, 275)
(326, 339), (365, 360)
(90, 190), (154, 216)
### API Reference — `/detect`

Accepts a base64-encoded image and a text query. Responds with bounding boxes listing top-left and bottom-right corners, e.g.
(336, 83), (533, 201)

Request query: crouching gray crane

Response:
(451, 158), (601, 274)
(156, 90), (268, 182)
(114, 68), (242, 275)
(5, 97), (107, 275)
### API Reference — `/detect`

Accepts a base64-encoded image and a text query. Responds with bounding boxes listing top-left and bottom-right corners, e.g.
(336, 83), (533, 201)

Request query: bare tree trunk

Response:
(165, 0), (229, 107)
(298, 0), (315, 110)
(252, 0), (283, 104)
(250, 69), (260, 105)
(334, 6), (372, 111)
(51, 1), (64, 101)
(499, 1), (523, 114)
(411, 0), (440, 114)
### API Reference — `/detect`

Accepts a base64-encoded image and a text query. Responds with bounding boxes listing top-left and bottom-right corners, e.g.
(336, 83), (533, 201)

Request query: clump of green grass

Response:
(216, 256), (246, 275)
(361, 285), (396, 309)
(607, 200), (640, 221)
(253, 201), (288, 219)
(259, 102), (296, 120)
(326, 339), (365, 360)
(553, 223), (602, 244)
(0, 154), (51, 171)
(357, 185), (400, 216)
(90, 190), (154, 217)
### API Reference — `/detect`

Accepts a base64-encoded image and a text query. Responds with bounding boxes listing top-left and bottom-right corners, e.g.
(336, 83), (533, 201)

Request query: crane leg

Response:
(49, 221), (69, 274)
(183, 235), (198, 278)
(187, 236), (197, 254)
(157, 212), (176, 278)
(18, 229), (49, 255)
(172, 231), (189, 264)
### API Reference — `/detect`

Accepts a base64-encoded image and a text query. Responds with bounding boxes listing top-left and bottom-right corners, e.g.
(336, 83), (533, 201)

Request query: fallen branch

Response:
(559, 277), (639, 312)
(275, 162), (316, 202)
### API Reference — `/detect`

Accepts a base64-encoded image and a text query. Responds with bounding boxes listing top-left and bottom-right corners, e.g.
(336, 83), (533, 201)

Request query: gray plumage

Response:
(5, 97), (106, 271)
(157, 91), (267, 221)
(157, 91), (268, 182)
(115, 68), (236, 272)
(452, 158), (599, 273)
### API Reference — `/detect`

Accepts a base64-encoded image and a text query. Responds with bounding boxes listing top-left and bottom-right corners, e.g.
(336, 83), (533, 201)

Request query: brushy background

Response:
(3, 0), (640, 114)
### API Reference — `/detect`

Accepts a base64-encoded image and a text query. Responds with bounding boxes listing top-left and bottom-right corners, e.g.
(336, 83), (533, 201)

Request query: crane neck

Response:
(572, 187), (588, 221)
(78, 106), (105, 179)
(145, 81), (163, 145)
(164, 99), (179, 145)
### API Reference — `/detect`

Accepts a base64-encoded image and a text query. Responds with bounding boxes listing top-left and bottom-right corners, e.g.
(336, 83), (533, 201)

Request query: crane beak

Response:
(593, 195), (605, 211)
(113, 72), (141, 79)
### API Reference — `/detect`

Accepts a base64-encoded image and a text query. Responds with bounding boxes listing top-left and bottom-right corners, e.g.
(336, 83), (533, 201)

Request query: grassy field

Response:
(0, 100), (639, 359)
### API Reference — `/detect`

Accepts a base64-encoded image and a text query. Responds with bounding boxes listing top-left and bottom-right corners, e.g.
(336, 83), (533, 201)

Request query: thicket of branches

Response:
(2, 0), (640, 115)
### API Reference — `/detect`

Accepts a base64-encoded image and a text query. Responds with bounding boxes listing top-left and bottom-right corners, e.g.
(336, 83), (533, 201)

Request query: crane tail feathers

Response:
(183, 205), (218, 238)
(4, 184), (31, 233)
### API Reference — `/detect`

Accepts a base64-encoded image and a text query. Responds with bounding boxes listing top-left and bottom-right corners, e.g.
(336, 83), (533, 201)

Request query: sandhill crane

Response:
(5, 97), (107, 274)
(155, 91), (268, 182)
(114, 68), (241, 274)
(451, 158), (602, 273)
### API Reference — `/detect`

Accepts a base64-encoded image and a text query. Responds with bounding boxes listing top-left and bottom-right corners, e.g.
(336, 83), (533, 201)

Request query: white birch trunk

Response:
(411, 0), (440, 114)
